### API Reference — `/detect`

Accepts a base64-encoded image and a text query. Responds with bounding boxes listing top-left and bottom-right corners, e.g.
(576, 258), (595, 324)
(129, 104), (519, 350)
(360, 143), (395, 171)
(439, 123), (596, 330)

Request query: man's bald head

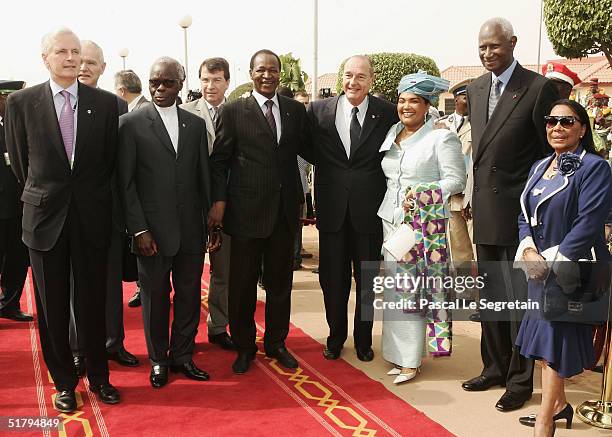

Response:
(78, 40), (106, 87)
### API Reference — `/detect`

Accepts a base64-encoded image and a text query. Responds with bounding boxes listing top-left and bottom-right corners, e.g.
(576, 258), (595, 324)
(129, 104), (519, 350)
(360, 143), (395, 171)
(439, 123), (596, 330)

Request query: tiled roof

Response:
(440, 56), (611, 87)
(305, 73), (338, 96)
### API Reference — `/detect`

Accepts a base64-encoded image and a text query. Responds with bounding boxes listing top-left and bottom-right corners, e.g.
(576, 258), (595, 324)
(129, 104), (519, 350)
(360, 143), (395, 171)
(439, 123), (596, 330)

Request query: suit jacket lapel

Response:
(475, 65), (528, 162)
(351, 95), (381, 159)
(73, 83), (95, 171)
(246, 95), (276, 144)
(147, 104), (176, 157)
(470, 76), (490, 161)
(278, 97), (290, 146)
(322, 96), (346, 158)
(36, 82), (70, 169)
(197, 98), (215, 140)
(176, 108), (189, 160)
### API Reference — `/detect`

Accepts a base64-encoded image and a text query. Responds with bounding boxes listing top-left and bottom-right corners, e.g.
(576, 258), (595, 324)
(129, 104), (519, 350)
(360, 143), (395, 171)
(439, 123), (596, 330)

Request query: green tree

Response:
(228, 82), (253, 101)
(336, 53), (439, 101)
(544, 0), (612, 68)
(279, 53), (309, 92)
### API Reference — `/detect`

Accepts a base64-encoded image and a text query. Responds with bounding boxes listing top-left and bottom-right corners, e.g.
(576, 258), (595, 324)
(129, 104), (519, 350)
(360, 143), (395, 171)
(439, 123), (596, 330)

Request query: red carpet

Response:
(0, 267), (454, 436)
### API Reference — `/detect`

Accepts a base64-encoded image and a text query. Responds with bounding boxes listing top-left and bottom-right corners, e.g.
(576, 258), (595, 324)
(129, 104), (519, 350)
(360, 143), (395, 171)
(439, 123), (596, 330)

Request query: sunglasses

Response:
(544, 115), (578, 129)
(149, 79), (178, 88)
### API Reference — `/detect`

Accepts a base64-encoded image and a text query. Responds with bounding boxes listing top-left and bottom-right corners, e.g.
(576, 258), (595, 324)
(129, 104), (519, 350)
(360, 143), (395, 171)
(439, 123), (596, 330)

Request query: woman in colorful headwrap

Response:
(377, 71), (466, 384)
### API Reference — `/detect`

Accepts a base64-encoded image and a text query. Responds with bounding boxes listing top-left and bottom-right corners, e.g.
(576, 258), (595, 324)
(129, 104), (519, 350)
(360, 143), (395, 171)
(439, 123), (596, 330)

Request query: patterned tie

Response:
(487, 78), (501, 121)
(264, 100), (277, 142)
(211, 106), (219, 126)
(349, 106), (361, 154)
(59, 90), (75, 163)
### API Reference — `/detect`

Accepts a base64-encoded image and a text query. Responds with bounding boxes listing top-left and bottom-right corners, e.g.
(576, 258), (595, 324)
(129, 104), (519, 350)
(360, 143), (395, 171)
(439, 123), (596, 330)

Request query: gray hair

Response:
(81, 40), (105, 64)
(114, 70), (142, 94)
(344, 55), (374, 77)
(480, 17), (515, 40)
(150, 57), (185, 81)
(41, 27), (80, 55)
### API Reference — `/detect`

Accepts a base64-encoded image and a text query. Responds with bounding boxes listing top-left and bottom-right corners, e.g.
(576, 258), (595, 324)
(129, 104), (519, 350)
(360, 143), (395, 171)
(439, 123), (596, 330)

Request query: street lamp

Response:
(118, 48), (129, 70)
(178, 14), (192, 101)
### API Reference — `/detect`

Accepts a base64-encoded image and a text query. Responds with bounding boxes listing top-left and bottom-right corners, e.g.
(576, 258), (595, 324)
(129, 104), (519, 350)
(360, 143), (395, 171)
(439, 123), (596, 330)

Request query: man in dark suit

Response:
(461, 18), (558, 412)
(209, 49), (312, 374)
(118, 57), (211, 388)
(0, 80), (32, 322)
(306, 55), (397, 361)
(67, 40), (138, 376)
(4, 28), (120, 412)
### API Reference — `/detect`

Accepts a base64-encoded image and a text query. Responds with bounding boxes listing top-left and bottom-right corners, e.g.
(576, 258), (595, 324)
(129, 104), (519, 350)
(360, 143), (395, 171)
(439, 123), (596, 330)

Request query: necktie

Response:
(264, 100), (277, 142)
(211, 106), (218, 126)
(59, 90), (75, 164)
(456, 115), (464, 132)
(350, 106), (361, 154)
(488, 78), (501, 121)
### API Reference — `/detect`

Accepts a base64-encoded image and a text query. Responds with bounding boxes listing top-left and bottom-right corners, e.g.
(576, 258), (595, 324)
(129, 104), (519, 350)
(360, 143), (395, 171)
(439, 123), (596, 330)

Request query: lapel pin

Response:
(87, 109), (92, 114)
(512, 94), (517, 99)
(371, 114), (376, 119)
(182, 123), (186, 128)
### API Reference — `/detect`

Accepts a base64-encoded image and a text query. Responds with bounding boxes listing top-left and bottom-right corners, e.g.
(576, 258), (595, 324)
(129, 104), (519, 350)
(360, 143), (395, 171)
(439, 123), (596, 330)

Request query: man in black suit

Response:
(461, 18), (558, 412)
(0, 80), (32, 322)
(4, 28), (120, 412)
(306, 55), (397, 361)
(118, 57), (211, 388)
(209, 49), (312, 374)
(68, 40), (138, 376)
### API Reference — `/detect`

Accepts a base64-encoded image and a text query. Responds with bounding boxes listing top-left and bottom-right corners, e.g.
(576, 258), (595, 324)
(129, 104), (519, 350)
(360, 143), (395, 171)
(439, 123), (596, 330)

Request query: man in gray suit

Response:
(115, 70), (149, 113)
(181, 58), (234, 350)
(460, 17), (558, 412)
(118, 57), (211, 388)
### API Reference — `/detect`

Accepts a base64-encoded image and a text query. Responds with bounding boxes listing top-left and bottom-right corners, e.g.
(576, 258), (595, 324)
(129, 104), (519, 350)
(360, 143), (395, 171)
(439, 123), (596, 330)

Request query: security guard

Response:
(0, 80), (32, 322)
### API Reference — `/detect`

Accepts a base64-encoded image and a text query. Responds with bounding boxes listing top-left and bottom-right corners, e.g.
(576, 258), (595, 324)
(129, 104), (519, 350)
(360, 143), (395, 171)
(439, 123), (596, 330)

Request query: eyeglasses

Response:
(149, 79), (178, 88)
(544, 115), (578, 129)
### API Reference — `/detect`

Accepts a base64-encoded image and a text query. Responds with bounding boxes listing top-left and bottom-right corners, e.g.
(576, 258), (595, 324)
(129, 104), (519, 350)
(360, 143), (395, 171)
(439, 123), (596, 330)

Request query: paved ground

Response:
(277, 226), (605, 437)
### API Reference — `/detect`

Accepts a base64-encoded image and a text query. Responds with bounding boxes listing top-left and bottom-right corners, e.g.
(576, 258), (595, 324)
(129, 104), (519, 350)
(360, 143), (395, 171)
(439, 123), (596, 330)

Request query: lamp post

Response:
(178, 14), (192, 101)
(536, 0), (544, 73)
(312, 0), (318, 101)
(118, 48), (129, 70)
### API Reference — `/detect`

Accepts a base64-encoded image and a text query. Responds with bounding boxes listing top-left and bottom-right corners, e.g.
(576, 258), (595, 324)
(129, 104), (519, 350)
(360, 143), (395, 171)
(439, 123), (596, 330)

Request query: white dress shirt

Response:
(252, 90), (281, 143)
(335, 94), (368, 158)
(153, 102), (179, 152)
(49, 79), (78, 166)
(492, 58), (518, 95)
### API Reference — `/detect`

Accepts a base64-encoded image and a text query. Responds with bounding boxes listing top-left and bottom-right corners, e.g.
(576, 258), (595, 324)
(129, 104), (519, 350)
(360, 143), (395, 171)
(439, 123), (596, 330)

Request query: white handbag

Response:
(383, 223), (416, 261)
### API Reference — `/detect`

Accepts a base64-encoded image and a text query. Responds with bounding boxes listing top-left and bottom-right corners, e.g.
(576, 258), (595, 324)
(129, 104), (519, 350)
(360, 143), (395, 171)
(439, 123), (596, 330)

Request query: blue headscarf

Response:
(397, 70), (450, 106)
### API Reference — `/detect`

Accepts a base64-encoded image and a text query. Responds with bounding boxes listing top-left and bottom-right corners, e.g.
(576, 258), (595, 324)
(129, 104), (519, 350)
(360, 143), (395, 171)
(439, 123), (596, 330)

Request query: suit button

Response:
(491, 166), (497, 172)
(538, 235), (544, 239)
(474, 165), (478, 171)
(474, 186), (479, 192)
(492, 187), (498, 193)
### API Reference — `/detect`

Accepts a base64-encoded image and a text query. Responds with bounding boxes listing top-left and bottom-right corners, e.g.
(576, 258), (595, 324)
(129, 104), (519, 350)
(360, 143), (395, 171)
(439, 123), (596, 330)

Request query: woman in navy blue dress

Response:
(514, 99), (611, 437)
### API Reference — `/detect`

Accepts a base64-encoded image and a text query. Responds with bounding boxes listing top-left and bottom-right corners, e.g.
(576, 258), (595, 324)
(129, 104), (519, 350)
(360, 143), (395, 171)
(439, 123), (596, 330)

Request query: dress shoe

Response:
(495, 390), (532, 412)
(232, 351), (256, 374)
(461, 375), (505, 391)
(323, 347), (341, 360)
(356, 347), (374, 362)
(54, 390), (76, 413)
(592, 364), (604, 373)
(468, 312), (481, 322)
(149, 365), (168, 388)
(107, 347), (139, 367)
(387, 366), (402, 375)
(208, 332), (236, 350)
(393, 368), (420, 385)
(73, 355), (86, 377)
(128, 289), (141, 308)
(170, 360), (210, 381)
(0, 309), (34, 322)
(89, 383), (120, 404)
(519, 403), (573, 428)
(266, 347), (298, 369)
(312, 268), (319, 274)
(292, 263), (303, 271)
(301, 251), (313, 259)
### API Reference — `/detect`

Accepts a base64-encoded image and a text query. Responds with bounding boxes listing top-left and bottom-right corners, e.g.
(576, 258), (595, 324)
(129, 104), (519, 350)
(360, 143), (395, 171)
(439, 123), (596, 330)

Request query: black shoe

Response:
(128, 289), (141, 308)
(73, 355), (86, 378)
(312, 268), (319, 274)
(0, 309), (34, 322)
(293, 263), (303, 271)
(592, 364), (604, 373)
(301, 252), (313, 259)
(323, 347), (341, 360)
(54, 390), (76, 413)
(495, 390), (532, 412)
(107, 347), (139, 367)
(469, 312), (481, 322)
(356, 347), (374, 362)
(461, 375), (505, 391)
(170, 360), (209, 381)
(233, 351), (256, 374)
(89, 383), (120, 404)
(266, 347), (298, 369)
(149, 365), (168, 388)
(208, 332), (236, 350)
(519, 403), (573, 428)
(258, 280), (266, 290)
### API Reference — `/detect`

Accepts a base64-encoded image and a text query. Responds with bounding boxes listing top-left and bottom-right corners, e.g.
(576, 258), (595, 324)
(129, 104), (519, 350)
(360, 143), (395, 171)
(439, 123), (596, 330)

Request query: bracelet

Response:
(522, 247), (537, 257)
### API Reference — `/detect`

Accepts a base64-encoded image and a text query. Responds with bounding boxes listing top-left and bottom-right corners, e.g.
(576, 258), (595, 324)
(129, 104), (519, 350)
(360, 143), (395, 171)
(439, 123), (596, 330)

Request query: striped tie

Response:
(59, 90), (74, 164)
(487, 78), (501, 121)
